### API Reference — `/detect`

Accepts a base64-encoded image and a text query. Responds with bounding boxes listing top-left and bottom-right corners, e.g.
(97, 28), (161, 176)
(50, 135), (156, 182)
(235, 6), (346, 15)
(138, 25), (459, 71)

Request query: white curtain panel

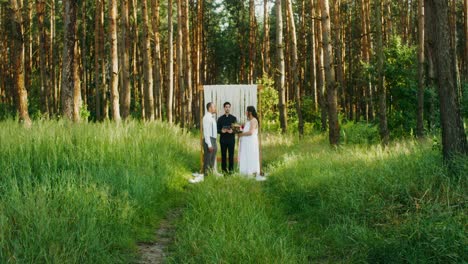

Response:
(203, 85), (257, 125)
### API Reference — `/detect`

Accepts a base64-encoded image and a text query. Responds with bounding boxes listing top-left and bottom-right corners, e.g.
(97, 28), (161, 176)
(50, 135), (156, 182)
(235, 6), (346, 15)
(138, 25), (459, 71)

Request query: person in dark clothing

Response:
(217, 102), (237, 173)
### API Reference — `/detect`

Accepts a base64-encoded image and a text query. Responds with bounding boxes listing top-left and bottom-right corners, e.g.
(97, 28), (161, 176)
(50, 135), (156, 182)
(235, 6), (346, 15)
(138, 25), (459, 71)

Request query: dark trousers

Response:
(203, 137), (217, 175)
(220, 140), (235, 173)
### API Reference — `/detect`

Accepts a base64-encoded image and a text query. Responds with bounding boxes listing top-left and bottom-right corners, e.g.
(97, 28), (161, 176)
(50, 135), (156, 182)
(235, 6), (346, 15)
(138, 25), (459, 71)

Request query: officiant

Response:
(217, 102), (238, 173)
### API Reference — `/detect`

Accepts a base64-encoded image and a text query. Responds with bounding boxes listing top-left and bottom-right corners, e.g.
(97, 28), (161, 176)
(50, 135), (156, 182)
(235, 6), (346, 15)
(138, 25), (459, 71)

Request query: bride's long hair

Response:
(246, 106), (259, 126)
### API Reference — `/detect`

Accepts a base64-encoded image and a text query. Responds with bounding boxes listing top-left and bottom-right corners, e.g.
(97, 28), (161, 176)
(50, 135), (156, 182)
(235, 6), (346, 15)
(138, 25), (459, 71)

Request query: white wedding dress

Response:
(239, 120), (260, 176)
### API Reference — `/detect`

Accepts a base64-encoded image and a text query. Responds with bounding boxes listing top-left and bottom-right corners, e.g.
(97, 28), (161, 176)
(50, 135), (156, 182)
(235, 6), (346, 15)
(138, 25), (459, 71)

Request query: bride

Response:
(238, 106), (266, 181)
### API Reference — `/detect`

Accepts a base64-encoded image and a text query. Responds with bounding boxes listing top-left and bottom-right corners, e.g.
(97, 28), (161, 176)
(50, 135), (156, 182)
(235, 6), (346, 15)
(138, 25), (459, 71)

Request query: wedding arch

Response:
(198, 84), (263, 175)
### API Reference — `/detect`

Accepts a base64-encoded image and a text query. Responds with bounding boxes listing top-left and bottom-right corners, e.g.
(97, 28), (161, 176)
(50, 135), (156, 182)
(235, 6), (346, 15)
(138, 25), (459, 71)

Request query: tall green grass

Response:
(1, 120), (465, 263)
(266, 137), (467, 263)
(169, 177), (307, 263)
(169, 132), (466, 263)
(0, 120), (198, 263)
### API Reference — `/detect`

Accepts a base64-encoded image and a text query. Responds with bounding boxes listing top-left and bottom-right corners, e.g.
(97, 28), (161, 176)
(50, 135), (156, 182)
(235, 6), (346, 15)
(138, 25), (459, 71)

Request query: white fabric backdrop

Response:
(203, 85), (257, 124)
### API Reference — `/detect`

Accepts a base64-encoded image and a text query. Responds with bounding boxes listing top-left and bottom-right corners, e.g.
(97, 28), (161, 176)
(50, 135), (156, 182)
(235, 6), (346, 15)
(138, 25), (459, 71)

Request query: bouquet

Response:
(231, 123), (243, 133)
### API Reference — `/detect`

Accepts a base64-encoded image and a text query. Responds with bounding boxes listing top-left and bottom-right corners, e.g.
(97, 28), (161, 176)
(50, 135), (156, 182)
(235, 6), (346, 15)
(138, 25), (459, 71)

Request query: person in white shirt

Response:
(191, 102), (217, 183)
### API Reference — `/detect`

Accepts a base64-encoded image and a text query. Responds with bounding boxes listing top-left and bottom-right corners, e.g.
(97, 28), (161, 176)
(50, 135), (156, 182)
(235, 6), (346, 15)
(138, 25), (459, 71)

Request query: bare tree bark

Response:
(417, 0), (425, 137)
(183, 0), (192, 126)
(465, 0), (468, 80)
(152, 0), (163, 120)
(449, 0), (461, 95)
(248, 0), (257, 83)
(319, 0), (339, 145)
(176, 0), (185, 126)
(276, 0), (288, 133)
(50, 0), (58, 114)
(263, 0), (271, 75)
(101, 0), (108, 120)
(167, 0), (174, 123)
(286, 0), (304, 136)
(333, 0), (345, 115)
(316, 5), (327, 130)
(194, 0), (204, 126)
(61, 0), (78, 121)
(310, 0), (317, 110)
(9, 0), (32, 126)
(121, 0), (131, 119)
(36, 0), (49, 116)
(94, 0), (102, 120)
(109, 0), (121, 121)
(376, 0), (389, 145)
(425, 0), (468, 160)
(142, 0), (155, 120)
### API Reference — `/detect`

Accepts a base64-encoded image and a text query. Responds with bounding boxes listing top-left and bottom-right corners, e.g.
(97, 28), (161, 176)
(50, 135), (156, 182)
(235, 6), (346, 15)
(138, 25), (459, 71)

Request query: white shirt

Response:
(203, 112), (217, 147)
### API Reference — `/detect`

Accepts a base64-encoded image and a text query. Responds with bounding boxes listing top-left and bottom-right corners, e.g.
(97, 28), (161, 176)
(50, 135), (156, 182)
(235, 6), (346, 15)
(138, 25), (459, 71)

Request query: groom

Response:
(191, 102), (218, 183)
(217, 102), (237, 173)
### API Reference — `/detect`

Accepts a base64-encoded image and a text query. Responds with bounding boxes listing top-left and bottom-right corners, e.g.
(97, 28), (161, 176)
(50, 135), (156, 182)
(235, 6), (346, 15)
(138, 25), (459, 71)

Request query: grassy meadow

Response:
(0, 120), (198, 263)
(0, 120), (466, 263)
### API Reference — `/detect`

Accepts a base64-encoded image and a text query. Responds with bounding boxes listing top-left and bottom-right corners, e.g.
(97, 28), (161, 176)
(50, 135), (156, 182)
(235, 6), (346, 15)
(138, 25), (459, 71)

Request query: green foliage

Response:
(0, 103), (15, 121)
(382, 37), (418, 134)
(0, 121), (198, 263)
(462, 82), (468, 119)
(258, 75), (283, 132)
(258, 74), (278, 123)
(80, 104), (91, 121)
(341, 121), (380, 145)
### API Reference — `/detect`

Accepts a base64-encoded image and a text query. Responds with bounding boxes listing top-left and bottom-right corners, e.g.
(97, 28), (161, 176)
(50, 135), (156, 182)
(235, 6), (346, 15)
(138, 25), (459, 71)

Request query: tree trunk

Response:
(101, 0), (108, 120)
(142, 0), (155, 120)
(310, 0), (317, 110)
(131, 0), (142, 119)
(299, 0), (306, 97)
(23, 0), (32, 92)
(61, 0), (77, 121)
(183, 0), (192, 126)
(72, 40), (82, 122)
(449, 0), (461, 95)
(152, 0), (163, 120)
(81, 1), (88, 109)
(194, 0), (203, 126)
(50, 1), (57, 114)
(276, 0), (287, 133)
(176, 0), (185, 126)
(316, 2), (327, 131)
(94, 0), (102, 120)
(109, 0), (121, 121)
(248, 0), (256, 84)
(285, 0), (304, 136)
(167, 0), (174, 123)
(333, 0), (345, 115)
(9, 0), (32, 126)
(425, 0), (468, 160)
(376, 0), (389, 145)
(263, 0), (270, 75)
(36, 0), (49, 117)
(417, 0), (425, 137)
(464, 0), (468, 80)
(238, 3), (246, 83)
(121, 0), (131, 119)
(319, 0), (339, 145)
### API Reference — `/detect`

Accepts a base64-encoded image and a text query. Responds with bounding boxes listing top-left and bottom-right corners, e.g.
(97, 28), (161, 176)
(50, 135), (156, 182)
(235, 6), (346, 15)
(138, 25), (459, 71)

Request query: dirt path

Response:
(137, 209), (181, 264)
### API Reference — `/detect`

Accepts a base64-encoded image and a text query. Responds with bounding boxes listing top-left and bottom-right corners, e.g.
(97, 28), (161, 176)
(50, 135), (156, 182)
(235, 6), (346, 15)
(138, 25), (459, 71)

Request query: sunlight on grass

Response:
(264, 134), (467, 263)
(0, 120), (198, 263)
